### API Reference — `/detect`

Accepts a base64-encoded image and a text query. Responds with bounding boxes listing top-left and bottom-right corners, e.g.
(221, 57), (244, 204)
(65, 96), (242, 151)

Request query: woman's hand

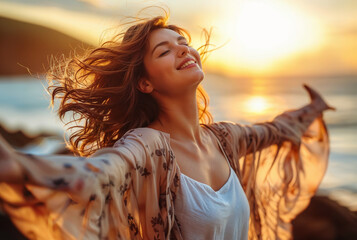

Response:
(0, 134), (24, 183)
(303, 84), (336, 112)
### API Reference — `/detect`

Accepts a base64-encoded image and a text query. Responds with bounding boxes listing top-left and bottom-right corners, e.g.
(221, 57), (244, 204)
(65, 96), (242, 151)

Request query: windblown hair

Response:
(47, 13), (214, 156)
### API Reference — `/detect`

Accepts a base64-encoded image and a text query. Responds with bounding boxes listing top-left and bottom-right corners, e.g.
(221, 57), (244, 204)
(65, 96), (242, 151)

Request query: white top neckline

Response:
(180, 166), (232, 194)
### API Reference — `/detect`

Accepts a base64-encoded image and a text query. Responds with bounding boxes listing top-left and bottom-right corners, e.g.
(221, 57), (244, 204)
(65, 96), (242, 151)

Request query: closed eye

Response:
(158, 43), (190, 57)
(159, 50), (170, 57)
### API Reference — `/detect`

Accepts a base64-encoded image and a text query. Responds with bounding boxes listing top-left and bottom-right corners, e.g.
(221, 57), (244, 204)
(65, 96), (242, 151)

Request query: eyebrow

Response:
(151, 36), (187, 55)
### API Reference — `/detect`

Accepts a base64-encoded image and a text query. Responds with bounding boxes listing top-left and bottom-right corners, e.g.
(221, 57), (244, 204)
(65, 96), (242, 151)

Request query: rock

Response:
(292, 195), (357, 240)
(0, 124), (53, 148)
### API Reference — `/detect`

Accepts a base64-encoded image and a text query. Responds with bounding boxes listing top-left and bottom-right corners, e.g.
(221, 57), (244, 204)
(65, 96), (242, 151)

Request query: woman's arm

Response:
(0, 133), (130, 203)
(0, 128), (173, 239)
(217, 84), (335, 158)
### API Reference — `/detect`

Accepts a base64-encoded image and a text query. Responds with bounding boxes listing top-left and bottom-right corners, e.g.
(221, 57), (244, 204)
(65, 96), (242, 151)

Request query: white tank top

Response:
(174, 138), (250, 240)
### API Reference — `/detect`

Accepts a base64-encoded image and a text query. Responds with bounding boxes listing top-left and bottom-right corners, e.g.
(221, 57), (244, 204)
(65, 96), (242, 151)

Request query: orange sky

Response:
(0, 0), (356, 78)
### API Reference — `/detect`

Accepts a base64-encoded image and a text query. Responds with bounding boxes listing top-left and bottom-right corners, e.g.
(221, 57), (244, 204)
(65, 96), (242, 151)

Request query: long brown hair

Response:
(47, 13), (214, 156)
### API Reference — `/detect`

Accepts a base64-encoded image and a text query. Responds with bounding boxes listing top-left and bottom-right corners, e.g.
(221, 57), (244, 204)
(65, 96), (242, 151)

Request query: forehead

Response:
(147, 28), (183, 48)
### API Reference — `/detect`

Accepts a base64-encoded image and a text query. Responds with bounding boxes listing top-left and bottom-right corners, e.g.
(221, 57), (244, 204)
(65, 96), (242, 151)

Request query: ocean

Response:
(0, 74), (356, 210)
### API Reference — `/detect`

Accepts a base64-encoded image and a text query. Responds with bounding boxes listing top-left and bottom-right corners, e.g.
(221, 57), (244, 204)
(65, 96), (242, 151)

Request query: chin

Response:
(189, 74), (204, 90)
(180, 68), (205, 87)
(196, 70), (205, 83)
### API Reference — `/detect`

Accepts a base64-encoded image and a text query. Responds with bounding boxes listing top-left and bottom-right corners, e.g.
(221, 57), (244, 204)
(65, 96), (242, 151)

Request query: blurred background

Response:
(0, 0), (356, 239)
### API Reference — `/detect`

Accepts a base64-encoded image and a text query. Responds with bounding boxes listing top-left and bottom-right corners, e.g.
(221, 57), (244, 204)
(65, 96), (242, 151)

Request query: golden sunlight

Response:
(244, 96), (270, 115)
(214, 0), (324, 73)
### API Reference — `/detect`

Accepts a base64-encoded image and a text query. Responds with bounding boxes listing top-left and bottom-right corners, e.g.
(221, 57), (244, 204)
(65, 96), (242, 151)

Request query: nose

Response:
(177, 44), (189, 57)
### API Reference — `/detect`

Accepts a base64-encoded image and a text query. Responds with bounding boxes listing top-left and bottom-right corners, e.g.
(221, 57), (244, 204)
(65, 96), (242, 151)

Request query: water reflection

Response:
(244, 96), (270, 115)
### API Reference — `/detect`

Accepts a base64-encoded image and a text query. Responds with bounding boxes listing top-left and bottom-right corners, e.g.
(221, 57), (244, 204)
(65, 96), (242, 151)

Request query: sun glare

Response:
(245, 96), (269, 114)
(215, 0), (324, 73)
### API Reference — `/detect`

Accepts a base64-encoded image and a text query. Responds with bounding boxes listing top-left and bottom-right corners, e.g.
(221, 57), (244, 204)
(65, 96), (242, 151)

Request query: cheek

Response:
(142, 64), (172, 94)
(146, 59), (174, 82)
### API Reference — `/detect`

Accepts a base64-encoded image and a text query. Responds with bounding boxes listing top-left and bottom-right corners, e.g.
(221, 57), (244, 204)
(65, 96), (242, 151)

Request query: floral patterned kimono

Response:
(0, 86), (333, 240)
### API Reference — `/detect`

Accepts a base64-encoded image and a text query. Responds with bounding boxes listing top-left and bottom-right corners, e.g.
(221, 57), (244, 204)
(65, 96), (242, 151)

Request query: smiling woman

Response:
(139, 28), (204, 100)
(44, 15), (212, 156)
(0, 8), (335, 240)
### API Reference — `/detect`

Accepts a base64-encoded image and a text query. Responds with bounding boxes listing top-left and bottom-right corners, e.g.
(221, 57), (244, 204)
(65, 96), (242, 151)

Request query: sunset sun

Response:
(214, 0), (324, 73)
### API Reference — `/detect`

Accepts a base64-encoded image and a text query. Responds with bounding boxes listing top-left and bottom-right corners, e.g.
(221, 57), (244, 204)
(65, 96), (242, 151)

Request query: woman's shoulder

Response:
(108, 127), (172, 170)
(204, 121), (242, 131)
(113, 127), (170, 149)
(203, 121), (248, 142)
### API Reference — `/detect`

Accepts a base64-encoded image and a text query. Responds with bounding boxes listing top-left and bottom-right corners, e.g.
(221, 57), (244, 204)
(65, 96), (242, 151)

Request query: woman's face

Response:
(142, 28), (204, 97)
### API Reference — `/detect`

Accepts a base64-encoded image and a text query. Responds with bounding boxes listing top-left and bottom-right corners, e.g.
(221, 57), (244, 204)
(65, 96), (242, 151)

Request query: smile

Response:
(178, 60), (196, 70)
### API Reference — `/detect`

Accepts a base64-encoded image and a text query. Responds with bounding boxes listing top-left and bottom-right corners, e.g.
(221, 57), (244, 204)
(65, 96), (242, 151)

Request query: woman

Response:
(0, 14), (335, 240)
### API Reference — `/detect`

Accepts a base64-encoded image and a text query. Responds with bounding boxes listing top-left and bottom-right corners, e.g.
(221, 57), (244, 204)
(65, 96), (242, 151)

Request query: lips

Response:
(177, 58), (197, 70)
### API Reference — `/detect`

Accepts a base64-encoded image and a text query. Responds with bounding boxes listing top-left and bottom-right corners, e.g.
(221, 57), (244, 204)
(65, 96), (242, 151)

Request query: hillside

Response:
(0, 16), (93, 76)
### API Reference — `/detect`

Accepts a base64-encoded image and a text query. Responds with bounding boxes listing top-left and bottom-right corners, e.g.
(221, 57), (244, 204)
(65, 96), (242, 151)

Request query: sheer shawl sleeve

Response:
(0, 128), (177, 240)
(206, 84), (336, 240)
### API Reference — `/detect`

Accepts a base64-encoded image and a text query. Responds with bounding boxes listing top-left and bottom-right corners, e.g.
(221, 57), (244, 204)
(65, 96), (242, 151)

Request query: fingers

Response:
(303, 84), (320, 101)
(302, 83), (337, 111)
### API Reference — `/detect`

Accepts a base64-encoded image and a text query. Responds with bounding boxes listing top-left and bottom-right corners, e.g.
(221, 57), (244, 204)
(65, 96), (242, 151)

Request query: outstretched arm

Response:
(0, 128), (174, 240)
(0, 133), (130, 197)
(255, 84), (335, 152)
(222, 84), (336, 158)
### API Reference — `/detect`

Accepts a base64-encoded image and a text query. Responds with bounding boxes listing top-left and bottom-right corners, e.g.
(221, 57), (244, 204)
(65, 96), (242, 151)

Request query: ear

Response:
(137, 77), (154, 94)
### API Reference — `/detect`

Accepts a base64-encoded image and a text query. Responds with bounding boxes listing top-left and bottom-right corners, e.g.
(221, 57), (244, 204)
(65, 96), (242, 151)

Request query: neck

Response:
(150, 90), (203, 143)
